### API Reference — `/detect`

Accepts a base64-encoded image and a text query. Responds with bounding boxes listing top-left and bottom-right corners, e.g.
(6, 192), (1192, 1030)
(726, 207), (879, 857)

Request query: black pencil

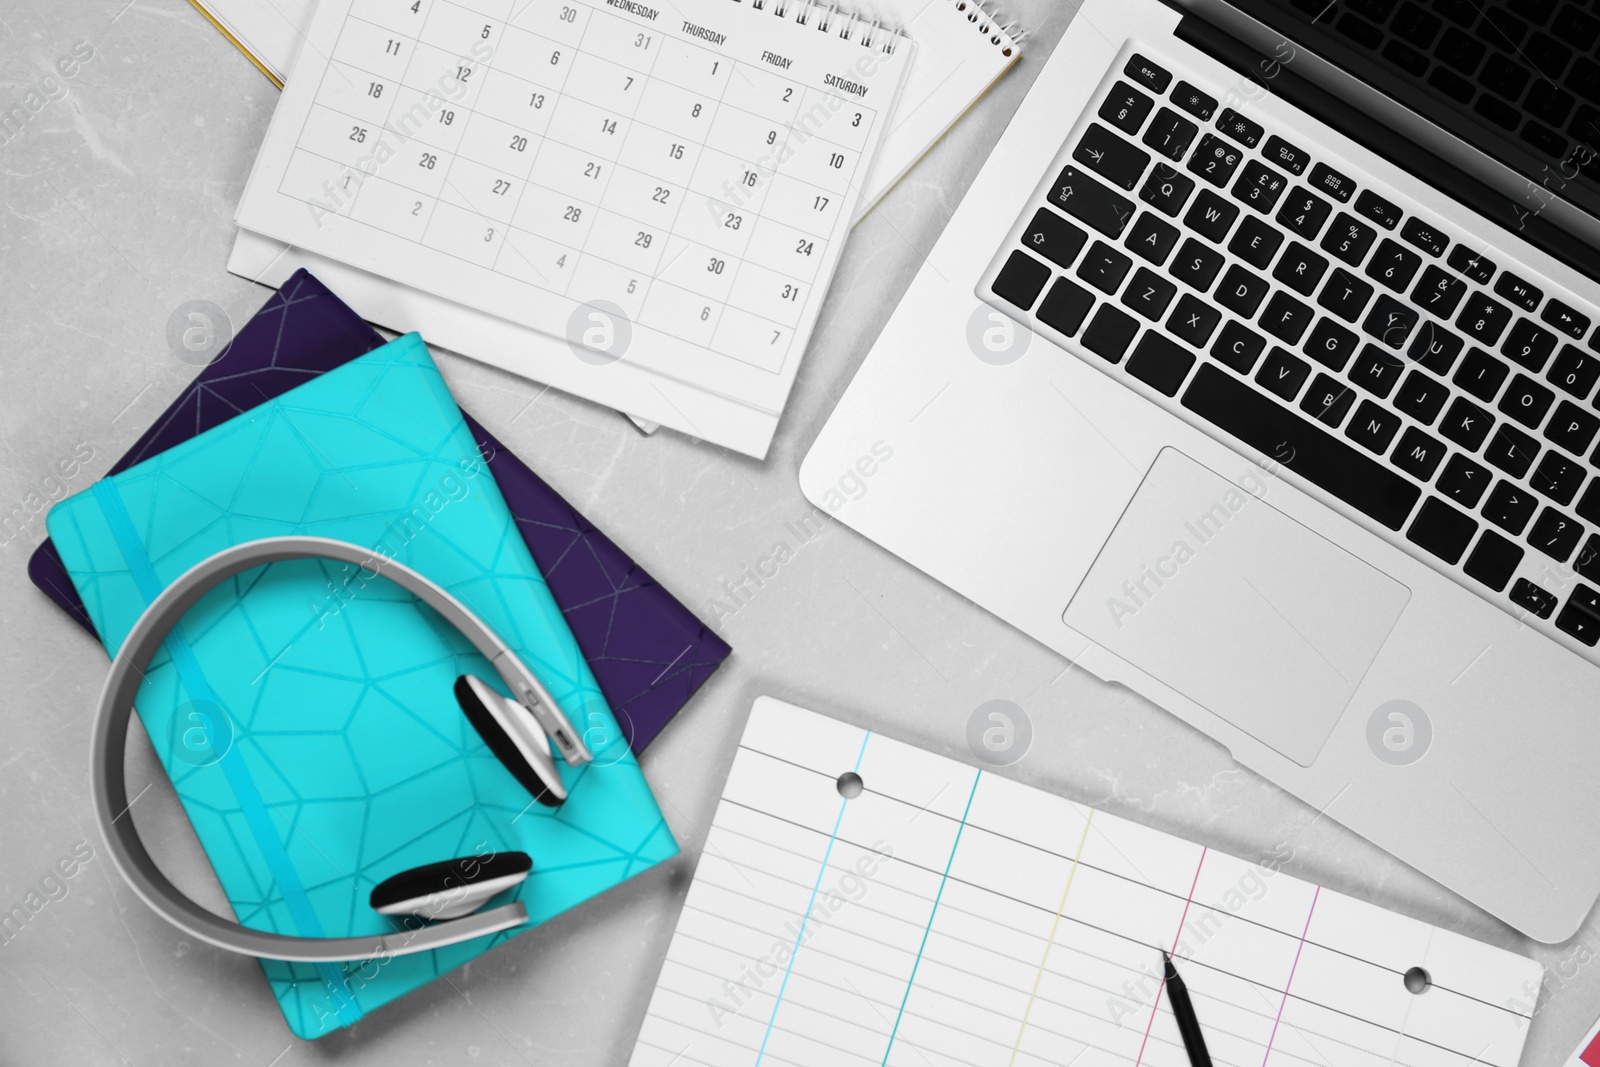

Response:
(1163, 951), (1213, 1067)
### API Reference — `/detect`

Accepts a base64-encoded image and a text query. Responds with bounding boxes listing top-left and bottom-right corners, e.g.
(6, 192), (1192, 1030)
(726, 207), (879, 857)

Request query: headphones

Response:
(90, 536), (593, 963)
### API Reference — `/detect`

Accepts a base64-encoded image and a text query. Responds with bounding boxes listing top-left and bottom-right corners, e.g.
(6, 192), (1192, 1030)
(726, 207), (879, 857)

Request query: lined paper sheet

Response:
(630, 698), (1541, 1067)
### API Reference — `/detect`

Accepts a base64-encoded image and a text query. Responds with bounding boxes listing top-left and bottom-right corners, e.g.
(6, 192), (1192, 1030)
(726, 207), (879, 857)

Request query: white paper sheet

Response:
(630, 697), (1542, 1067)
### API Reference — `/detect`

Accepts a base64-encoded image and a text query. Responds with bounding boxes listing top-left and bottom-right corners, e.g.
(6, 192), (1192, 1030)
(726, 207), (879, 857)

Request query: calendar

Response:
(236, 0), (911, 454)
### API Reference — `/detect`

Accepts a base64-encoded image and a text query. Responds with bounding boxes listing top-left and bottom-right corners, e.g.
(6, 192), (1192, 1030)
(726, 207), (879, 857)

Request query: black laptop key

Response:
(1318, 268), (1375, 322)
(1484, 481), (1538, 534)
(1511, 578), (1559, 618)
(1486, 423), (1541, 477)
(1139, 164), (1195, 217)
(1494, 271), (1543, 312)
(1464, 530), (1524, 591)
(1215, 107), (1263, 147)
(1364, 239), (1422, 293)
(1351, 344), (1405, 396)
(1389, 43), (1428, 73)
(1448, 245), (1496, 285)
(1557, 584), (1600, 645)
(1121, 267), (1177, 321)
(1501, 318), (1557, 371)
(991, 250), (1051, 311)
(1407, 320), (1463, 374)
(1187, 134), (1243, 187)
(1393, 2), (1442, 45)
(1126, 213), (1180, 265)
(1480, 53), (1530, 99)
(1309, 162), (1357, 202)
(1400, 217), (1449, 257)
(1020, 208), (1088, 269)
(1437, 26), (1486, 74)
(1532, 450), (1586, 504)
(1433, 67), (1465, 103)
(1169, 238), (1224, 291)
(1347, 400), (1402, 452)
(1409, 264), (1467, 319)
(1274, 242), (1329, 296)
(1077, 240), (1133, 294)
(1439, 454), (1492, 507)
(1479, 101), (1521, 136)
(1099, 82), (1155, 136)
(1124, 54), (1171, 93)
(1339, 12), (1384, 48)
(1182, 364), (1422, 529)
(1321, 213), (1378, 266)
(1542, 298), (1590, 340)
(1183, 189), (1238, 243)
(1142, 108), (1200, 161)
(1521, 118), (1568, 157)
(1529, 83), (1575, 127)
(1276, 188), (1333, 240)
(1383, 41), (1426, 75)
(1217, 264), (1269, 317)
(1547, 345), (1600, 400)
(1258, 346), (1312, 400)
(1211, 321), (1266, 373)
(1228, 216), (1283, 269)
(1458, 291), (1514, 344)
(1168, 294), (1220, 347)
(1050, 167), (1136, 237)
(1407, 497), (1477, 564)
(1553, 7), (1598, 48)
(1172, 81), (1217, 120)
(1392, 426), (1446, 480)
(1454, 346), (1511, 401)
(1126, 332), (1195, 395)
(1579, 534), (1600, 583)
(1075, 124), (1150, 191)
(1547, 400), (1600, 455)
(1035, 277), (1095, 337)
(1305, 317), (1359, 370)
(1530, 506), (1584, 560)
(1354, 189), (1403, 230)
(1262, 134), (1310, 175)
(1230, 160), (1288, 213)
(1498, 372), (1555, 428)
(1262, 292), (1315, 344)
(1363, 295), (1419, 349)
(1580, 478), (1600, 526)
(1396, 370), (1450, 424)
(1440, 396), (1493, 450)
(1081, 305), (1140, 363)
(1301, 373), (1356, 425)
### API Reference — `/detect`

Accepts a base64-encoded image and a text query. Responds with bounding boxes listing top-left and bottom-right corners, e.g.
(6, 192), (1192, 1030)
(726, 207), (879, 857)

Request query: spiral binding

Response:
(952, 0), (1026, 56)
(748, 0), (906, 54)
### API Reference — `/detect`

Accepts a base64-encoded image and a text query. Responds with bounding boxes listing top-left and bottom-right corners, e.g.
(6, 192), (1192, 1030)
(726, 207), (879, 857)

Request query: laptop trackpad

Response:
(1064, 449), (1410, 767)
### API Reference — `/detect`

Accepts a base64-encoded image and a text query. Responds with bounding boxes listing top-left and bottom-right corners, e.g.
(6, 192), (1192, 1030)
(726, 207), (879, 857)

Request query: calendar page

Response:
(236, 0), (910, 448)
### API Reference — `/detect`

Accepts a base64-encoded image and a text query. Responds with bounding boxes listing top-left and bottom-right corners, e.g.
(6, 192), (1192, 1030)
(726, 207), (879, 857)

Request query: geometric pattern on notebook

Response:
(31, 269), (728, 753)
(46, 334), (676, 1038)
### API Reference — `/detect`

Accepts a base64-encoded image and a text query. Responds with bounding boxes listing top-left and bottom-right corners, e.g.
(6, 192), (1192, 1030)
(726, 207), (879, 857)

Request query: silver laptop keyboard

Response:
(984, 49), (1600, 648)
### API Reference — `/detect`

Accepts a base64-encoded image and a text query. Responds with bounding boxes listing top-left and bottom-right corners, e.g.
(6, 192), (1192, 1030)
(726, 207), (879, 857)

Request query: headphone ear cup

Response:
(455, 675), (566, 806)
(370, 851), (534, 921)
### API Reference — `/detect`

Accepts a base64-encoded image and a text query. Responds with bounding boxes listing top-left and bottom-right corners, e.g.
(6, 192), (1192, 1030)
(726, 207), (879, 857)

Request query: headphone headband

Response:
(91, 536), (588, 962)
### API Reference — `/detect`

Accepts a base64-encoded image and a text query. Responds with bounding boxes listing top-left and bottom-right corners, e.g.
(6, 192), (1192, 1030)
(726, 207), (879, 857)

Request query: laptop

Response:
(802, 0), (1600, 942)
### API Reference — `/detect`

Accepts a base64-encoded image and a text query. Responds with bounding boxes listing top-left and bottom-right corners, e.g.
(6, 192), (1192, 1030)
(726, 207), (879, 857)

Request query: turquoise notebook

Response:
(47, 334), (677, 1038)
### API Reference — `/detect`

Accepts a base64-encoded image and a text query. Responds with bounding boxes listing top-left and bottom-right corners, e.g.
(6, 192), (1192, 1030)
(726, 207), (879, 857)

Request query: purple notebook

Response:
(29, 270), (727, 753)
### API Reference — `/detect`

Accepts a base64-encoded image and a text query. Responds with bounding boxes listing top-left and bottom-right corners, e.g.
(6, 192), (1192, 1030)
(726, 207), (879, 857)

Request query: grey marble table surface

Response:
(0, 0), (1594, 1063)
